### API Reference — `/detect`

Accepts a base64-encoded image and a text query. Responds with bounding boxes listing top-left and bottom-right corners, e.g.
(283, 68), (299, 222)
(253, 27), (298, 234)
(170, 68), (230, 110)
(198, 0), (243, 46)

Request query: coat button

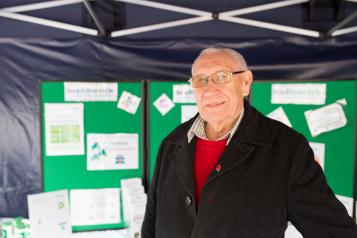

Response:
(185, 196), (192, 206)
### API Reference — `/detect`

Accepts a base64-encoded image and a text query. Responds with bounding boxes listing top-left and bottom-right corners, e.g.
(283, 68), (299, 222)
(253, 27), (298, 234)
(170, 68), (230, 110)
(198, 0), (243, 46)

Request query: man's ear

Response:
(242, 70), (253, 96)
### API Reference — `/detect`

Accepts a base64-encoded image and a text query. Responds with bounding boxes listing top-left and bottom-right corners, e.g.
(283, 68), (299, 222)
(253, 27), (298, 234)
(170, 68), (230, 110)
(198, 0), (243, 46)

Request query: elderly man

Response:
(141, 48), (357, 238)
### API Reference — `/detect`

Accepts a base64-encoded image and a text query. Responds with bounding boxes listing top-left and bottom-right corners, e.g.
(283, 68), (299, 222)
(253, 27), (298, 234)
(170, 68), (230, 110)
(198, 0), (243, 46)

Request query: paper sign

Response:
(87, 133), (139, 171)
(284, 222), (303, 238)
(153, 93), (175, 116)
(64, 82), (118, 101)
(336, 195), (353, 217)
(44, 103), (84, 156)
(271, 83), (326, 105)
(70, 188), (121, 226)
(309, 142), (325, 171)
(117, 91), (141, 114)
(267, 106), (292, 127)
(305, 102), (347, 137)
(181, 105), (198, 123)
(28, 190), (72, 238)
(173, 84), (196, 103)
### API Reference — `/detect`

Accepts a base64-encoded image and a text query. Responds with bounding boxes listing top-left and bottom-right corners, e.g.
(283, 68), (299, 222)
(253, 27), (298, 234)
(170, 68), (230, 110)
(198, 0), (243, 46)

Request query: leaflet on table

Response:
(64, 82), (118, 101)
(181, 105), (198, 123)
(70, 188), (121, 226)
(309, 142), (325, 171)
(266, 106), (292, 127)
(271, 83), (326, 105)
(87, 133), (139, 171)
(44, 103), (84, 156)
(27, 190), (72, 238)
(173, 84), (196, 103)
(305, 100), (347, 137)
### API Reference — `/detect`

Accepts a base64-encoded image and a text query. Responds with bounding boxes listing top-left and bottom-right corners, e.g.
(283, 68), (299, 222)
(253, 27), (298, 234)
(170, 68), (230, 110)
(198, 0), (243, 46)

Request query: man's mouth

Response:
(205, 101), (225, 108)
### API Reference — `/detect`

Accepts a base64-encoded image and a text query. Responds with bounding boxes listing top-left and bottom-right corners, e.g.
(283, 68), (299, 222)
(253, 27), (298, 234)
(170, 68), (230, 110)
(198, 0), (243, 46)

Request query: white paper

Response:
(304, 102), (347, 137)
(28, 190), (72, 238)
(336, 195), (353, 217)
(309, 142), (325, 171)
(117, 91), (141, 115)
(284, 222), (303, 238)
(64, 82), (118, 101)
(87, 133), (139, 171)
(44, 103), (84, 156)
(267, 106), (292, 127)
(271, 83), (326, 105)
(153, 93), (175, 116)
(173, 84), (196, 103)
(70, 188), (121, 226)
(181, 105), (198, 123)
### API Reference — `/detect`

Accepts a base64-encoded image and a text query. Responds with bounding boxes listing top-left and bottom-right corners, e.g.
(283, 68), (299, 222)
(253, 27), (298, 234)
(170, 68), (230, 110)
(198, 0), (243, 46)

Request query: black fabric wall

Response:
(0, 37), (356, 217)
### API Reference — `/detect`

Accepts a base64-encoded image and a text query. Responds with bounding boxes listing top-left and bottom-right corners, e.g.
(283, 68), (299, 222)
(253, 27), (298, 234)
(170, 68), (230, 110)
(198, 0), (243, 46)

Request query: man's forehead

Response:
(193, 52), (237, 72)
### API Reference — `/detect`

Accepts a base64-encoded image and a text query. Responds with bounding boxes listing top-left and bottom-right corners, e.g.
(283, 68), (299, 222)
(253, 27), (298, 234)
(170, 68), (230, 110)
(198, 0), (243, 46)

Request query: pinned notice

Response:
(87, 133), (139, 171)
(304, 101), (347, 137)
(173, 84), (196, 103)
(267, 107), (292, 127)
(309, 142), (325, 171)
(64, 82), (118, 101)
(181, 105), (198, 123)
(44, 103), (84, 156)
(153, 93), (175, 116)
(271, 83), (326, 105)
(117, 91), (141, 115)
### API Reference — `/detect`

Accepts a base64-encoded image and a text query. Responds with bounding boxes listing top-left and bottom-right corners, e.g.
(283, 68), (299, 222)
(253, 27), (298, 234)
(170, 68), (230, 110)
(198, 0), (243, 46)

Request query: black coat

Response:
(142, 100), (357, 238)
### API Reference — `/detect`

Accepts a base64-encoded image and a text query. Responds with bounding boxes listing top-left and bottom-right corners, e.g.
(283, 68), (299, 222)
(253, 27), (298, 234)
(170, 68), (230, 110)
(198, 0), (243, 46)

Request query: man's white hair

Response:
(191, 48), (249, 75)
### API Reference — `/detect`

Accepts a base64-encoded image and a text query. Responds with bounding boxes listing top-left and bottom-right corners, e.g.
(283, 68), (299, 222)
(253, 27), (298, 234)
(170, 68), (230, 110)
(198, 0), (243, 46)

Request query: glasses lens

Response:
(212, 72), (230, 84)
(192, 76), (207, 88)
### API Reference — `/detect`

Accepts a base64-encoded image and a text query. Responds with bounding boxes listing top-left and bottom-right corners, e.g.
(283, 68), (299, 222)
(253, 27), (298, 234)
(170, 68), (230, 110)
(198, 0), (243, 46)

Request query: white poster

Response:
(304, 102), (347, 137)
(64, 82), (118, 101)
(335, 195), (353, 217)
(267, 106), (292, 127)
(181, 105), (198, 123)
(44, 103), (84, 156)
(271, 83), (326, 105)
(284, 222), (303, 238)
(87, 133), (139, 171)
(117, 91), (141, 115)
(173, 84), (196, 103)
(28, 190), (72, 238)
(70, 188), (121, 226)
(309, 142), (325, 171)
(153, 93), (175, 116)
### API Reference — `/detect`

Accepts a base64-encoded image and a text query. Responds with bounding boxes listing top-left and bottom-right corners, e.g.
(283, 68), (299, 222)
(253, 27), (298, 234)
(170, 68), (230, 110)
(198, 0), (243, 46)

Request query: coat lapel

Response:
(168, 139), (196, 199)
(205, 141), (255, 184)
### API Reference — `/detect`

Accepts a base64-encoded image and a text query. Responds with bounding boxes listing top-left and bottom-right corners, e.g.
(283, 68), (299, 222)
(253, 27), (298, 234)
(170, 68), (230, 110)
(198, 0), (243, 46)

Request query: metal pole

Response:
(83, 0), (106, 37)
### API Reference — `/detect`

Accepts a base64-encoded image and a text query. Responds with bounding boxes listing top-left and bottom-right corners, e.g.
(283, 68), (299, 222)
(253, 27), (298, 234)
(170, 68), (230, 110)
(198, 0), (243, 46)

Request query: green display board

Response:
(251, 80), (356, 199)
(41, 81), (144, 231)
(148, 81), (197, 182)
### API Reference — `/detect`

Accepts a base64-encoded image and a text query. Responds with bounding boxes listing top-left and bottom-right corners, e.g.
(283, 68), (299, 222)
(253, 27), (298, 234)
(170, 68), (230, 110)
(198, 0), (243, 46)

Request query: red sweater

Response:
(194, 137), (228, 205)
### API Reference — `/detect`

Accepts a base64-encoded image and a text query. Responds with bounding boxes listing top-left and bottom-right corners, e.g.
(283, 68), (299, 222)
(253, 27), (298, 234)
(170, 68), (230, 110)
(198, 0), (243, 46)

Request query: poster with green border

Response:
(40, 81), (144, 231)
(250, 80), (356, 200)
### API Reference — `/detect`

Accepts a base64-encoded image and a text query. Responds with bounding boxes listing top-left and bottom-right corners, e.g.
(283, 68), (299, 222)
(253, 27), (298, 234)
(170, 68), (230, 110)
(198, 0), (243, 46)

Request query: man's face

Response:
(192, 52), (252, 125)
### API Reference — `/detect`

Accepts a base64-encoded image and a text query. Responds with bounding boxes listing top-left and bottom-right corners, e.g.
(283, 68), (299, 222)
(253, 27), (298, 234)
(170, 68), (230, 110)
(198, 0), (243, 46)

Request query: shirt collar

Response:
(187, 108), (244, 145)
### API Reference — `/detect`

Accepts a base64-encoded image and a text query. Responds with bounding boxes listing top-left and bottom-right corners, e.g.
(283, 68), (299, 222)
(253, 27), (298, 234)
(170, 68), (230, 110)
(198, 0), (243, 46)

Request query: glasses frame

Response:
(188, 70), (246, 88)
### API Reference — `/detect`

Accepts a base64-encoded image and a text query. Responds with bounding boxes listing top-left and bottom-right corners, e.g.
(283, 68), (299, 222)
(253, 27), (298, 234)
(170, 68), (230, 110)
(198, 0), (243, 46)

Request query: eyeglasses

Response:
(188, 71), (245, 88)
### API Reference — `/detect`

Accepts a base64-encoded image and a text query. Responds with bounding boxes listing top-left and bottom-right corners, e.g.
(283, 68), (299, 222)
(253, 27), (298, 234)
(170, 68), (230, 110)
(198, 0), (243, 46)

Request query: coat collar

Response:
(167, 100), (273, 206)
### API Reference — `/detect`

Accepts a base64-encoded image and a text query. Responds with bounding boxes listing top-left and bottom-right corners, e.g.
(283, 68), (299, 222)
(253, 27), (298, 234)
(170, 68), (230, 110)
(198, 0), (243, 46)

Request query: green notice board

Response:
(148, 81), (197, 182)
(41, 81), (144, 231)
(251, 80), (356, 198)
